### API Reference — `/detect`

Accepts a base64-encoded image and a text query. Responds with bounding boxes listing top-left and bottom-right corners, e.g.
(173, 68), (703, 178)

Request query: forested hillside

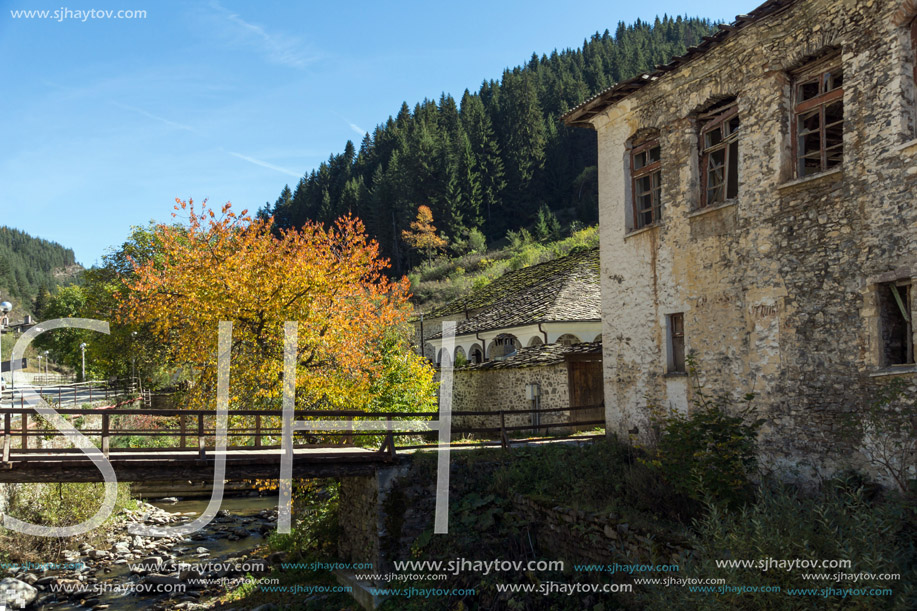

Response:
(260, 16), (716, 273)
(0, 226), (80, 316)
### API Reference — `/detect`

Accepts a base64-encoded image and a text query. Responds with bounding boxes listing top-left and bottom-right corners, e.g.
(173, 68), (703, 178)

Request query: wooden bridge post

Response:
(21, 413), (27, 450)
(500, 411), (509, 450)
(101, 413), (110, 458)
(3, 412), (10, 463)
(254, 414), (261, 448)
(198, 413), (205, 459)
(179, 415), (186, 449)
(379, 414), (395, 457)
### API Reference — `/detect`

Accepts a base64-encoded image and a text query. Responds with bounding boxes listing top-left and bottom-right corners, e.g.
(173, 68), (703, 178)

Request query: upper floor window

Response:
(630, 139), (661, 230)
(698, 98), (739, 208)
(793, 55), (844, 177)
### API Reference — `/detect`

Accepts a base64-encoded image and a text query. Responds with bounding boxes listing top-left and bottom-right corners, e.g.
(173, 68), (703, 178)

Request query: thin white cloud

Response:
(229, 152), (300, 177)
(209, 1), (320, 69)
(111, 102), (195, 132)
(348, 122), (368, 137)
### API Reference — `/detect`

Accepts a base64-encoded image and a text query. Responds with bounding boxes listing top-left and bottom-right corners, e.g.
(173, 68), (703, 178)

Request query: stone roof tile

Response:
(427, 247), (600, 339)
(457, 341), (602, 370)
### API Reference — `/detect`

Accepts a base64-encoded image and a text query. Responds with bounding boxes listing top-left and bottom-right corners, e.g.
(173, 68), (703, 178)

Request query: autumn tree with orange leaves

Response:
(402, 205), (447, 261)
(118, 199), (436, 414)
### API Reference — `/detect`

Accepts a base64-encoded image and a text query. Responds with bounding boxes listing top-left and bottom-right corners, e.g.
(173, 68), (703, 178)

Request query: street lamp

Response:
(43, 350), (49, 378)
(0, 300), (12, 393)
(131, 331), (138, 383)
(80, 342), (88, 382)
(37, 354), (43, 382)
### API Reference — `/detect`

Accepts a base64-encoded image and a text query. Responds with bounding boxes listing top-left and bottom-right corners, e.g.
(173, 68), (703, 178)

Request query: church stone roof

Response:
(427, 247), (601, 340)
(458, 341), (602, 371)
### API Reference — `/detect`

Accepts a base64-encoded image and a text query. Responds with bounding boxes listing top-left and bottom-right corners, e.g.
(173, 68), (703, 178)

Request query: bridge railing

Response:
(0, 404), (605, 463)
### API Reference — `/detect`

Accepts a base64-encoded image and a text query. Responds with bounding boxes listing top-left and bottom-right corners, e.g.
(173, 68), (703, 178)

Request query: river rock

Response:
(33, 576), (58, 588)
(19, 572), (37, 585)
(0, 577), (38, 608)
(145, 573), (182, 586)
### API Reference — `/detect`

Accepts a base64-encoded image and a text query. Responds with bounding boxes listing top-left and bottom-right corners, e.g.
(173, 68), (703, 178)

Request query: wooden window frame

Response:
(667, 313), (686, 373)
(879, 280), (914, 367)
(912, 18), (917, 125)
(699, 101), (739, 209)
(792, 56), (844, 178)
(630, 139), (662, 230)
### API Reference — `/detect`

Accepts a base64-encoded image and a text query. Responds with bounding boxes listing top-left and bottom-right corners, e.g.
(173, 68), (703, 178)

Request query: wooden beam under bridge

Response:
(0, 447), (394, 483)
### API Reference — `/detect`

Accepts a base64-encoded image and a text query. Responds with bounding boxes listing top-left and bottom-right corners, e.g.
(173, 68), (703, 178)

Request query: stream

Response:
(5, 493), (282, 611)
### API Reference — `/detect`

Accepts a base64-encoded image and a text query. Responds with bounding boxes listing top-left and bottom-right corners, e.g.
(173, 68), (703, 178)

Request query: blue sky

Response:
(0, 0), (760, 265)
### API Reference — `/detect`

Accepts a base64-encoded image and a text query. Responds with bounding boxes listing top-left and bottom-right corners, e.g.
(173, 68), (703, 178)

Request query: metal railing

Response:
(0, 378), (139, 409)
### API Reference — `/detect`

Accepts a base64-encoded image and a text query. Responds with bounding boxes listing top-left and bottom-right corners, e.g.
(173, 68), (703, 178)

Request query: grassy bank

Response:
(407, 224), (599, 312)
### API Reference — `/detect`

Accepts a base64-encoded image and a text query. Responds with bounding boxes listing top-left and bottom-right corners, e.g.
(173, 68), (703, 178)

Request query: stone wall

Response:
(450, 364), (572, 435)
(590, 0), (917, 481)
(337, 464), (410, 573)
(512, 495), (687, 566)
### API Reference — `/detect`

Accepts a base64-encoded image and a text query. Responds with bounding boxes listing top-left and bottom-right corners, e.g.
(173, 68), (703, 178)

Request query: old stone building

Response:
(422, 248), (602, 365)
(451, 342), (603, 434)
(564, 0), (917, 479)
(418, 248), (604, 434)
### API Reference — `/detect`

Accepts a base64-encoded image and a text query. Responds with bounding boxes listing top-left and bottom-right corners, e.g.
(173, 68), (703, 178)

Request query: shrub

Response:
(637, 476), (917, 610)
(465, 228), (487, 254)
(268, 480), (340, 560)
(649, 356), (763, 508)
(505, 227), (533, 250)
(0, 482), (135, 561)
(840, 377), (917, 493)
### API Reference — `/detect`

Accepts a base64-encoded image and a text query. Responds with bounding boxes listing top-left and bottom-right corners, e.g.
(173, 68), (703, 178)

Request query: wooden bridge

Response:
(0, 403), (604, 484)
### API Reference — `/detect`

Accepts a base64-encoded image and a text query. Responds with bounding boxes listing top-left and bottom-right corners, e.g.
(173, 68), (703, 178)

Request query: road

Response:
(1, 383), (135, 409)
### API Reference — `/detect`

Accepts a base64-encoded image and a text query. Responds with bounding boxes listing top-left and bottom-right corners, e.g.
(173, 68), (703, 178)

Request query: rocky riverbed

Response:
(0, 499), (286, 610)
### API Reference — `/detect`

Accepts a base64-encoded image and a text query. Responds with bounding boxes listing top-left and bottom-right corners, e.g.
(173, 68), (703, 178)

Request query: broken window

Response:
(794, 55), (844, 177)
(630, 139), (662, 229)
(699, 98), (739, 208)
(879, 281), (914, 366)
(667, 313), (686, 373)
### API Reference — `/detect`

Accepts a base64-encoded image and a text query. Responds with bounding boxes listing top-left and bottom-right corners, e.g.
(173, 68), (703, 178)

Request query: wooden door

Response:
(567, 357), (604, 429)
